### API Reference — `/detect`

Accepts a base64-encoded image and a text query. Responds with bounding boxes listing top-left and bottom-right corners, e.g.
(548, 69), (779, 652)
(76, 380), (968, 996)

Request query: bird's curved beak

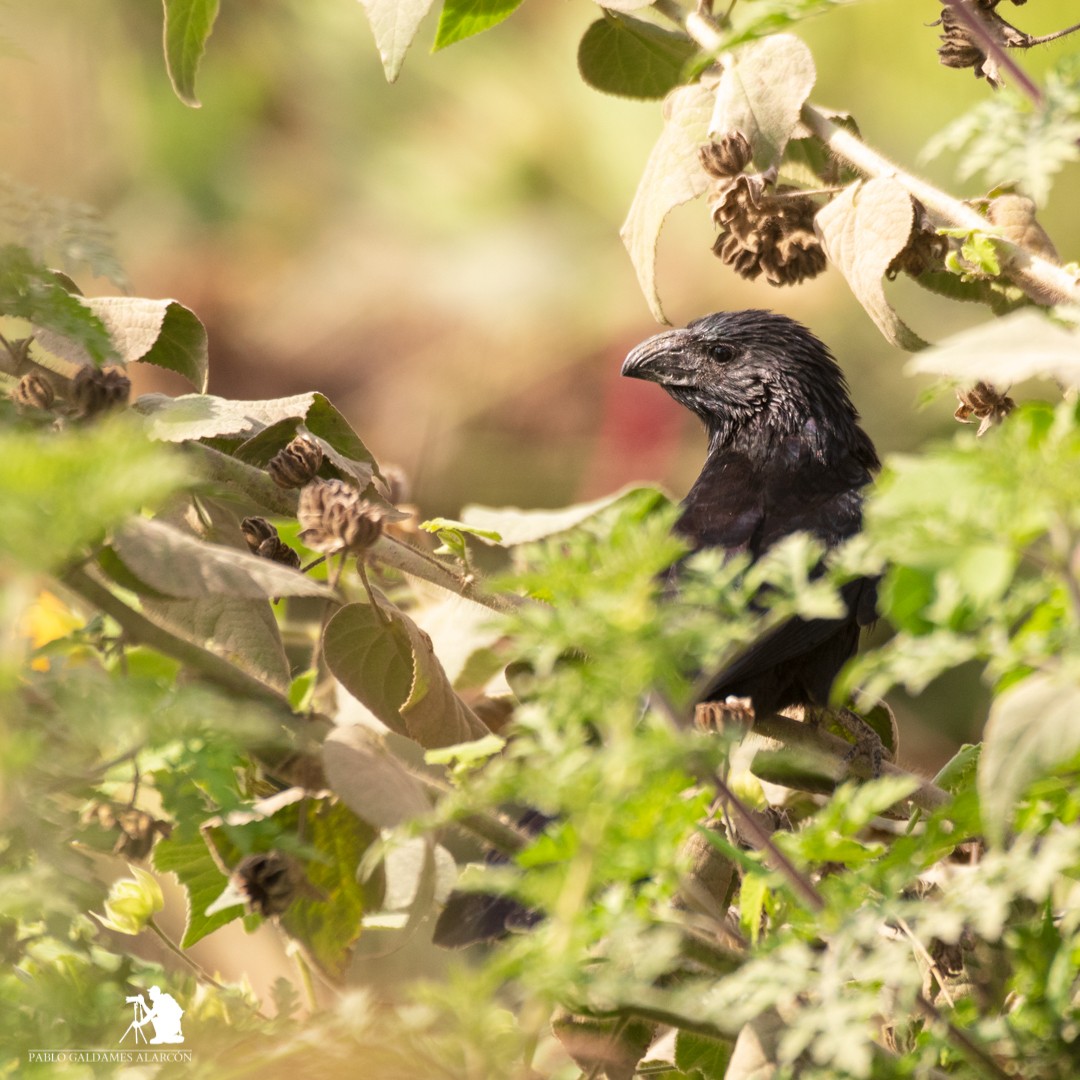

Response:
(621, 327), (692, 383)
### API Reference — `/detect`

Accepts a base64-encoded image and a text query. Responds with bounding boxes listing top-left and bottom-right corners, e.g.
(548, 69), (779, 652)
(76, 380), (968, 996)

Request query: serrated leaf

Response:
(0, 417), (189, 571)
(203, 790), (375, 979)
(675, 1029), (734, 1079)
(358, 0), (437, 81)
(433, 0), (525, 51)
(710, 33), (816, 169)
(461, 485), (667, 545)
(577, 14), (696, 101)
(815, 178), (927, 351)
(152, 826), (235, 948)
(324, 602), (489, 747)
(111, 517), (335, 600)
(621, 82), (716, 321)
(0, 244), (115, 365)
(979, 674), (1080, 845)
(906, 309), (1080, 387)
(163, 0), (220, 108)
(323, 725), (432, 829)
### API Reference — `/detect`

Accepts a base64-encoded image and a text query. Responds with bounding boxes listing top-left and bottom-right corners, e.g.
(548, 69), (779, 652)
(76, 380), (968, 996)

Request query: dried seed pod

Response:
(934, 1), (1030, 87)
(887, 202), (949, 279)
(699, 130), (753, 179)
(297, 478), (385, 554)
(241, 516), (277, 552)
(84, 802), (170, 860)
(230, 851), (301, 917)
(709, 175), (826, 286)
(71, 364), (131, 418)
(257, 536), (301, 570)
(241, 516), (301, 568)
(268, 435), (324, 489)
(955, 381), (1016, 436)
(936, 6), (988, 74)
(11, 371), (55, 411)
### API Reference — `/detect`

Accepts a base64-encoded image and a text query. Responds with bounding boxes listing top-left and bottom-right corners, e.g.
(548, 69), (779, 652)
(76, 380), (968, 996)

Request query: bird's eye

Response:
(709, 343), (735, 364)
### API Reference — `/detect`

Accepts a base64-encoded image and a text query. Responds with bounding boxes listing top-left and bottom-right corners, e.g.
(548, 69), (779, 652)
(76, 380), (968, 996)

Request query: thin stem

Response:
(374, 532), (526, 614)
(356, 556), (390, 626)
(915, 993), (1012, 1080)
(1027, 21), (1080, 47)
(147, 917), (273, 1020)
(705, 769), (826, 911)
(292, 945), (319, 1015)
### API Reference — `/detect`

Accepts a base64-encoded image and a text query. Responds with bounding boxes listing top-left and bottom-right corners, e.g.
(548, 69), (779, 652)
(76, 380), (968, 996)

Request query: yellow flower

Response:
(94, 867), (164, 936)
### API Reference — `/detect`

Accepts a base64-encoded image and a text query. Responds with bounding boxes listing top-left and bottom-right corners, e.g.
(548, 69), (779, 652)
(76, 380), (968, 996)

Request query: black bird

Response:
(434, 311), (879, 948)
(621, 309), (880, 717)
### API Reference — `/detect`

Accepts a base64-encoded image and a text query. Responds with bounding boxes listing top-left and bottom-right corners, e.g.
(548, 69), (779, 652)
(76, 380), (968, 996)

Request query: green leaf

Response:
(288, 668), (317, 713)
(358, 0), (437, 81)
(432, 0), (525, 51)
(153, 826), (235, 948)
(577, 14), (696, 101)
(906, 309), (1080, 388)
(0, 417), (188, 571)
(135, 391), (380, 484)
(461, 485), (668, 545)
(979, 674), (1080, 845)
(675, 1030), (734, 1079)
(142, 594), (291, 690)
(203, 790), (376, 979)
(621, 82), (715, 321)
(162, 0), (220, 108)
(0, 244), (115, 365)
(35, 297), (208, 391)
(323, 602), (489, 747)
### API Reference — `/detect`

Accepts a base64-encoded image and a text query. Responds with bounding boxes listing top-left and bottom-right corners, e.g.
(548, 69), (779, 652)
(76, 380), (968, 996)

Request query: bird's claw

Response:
(695, 696), (756, 733)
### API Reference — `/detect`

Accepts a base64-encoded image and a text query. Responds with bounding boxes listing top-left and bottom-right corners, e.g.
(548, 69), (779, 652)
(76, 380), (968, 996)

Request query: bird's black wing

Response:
(701, 575), (877, 705)
(680, 449), (876, 710)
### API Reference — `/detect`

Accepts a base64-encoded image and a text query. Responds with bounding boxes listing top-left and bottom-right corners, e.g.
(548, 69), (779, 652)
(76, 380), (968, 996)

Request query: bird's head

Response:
(621, 309), (868, 459)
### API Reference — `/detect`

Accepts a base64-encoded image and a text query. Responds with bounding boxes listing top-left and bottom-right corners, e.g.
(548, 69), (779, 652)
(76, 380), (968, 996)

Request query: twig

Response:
(915, 993), (1012, 1080)
(374, 532), (526, 614)
(652, 0), (1080, 308)
(751, 712), (951, 813)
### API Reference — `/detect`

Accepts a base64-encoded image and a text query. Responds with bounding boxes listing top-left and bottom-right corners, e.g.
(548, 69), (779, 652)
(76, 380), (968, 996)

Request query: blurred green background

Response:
(3, 0), (1079, 761)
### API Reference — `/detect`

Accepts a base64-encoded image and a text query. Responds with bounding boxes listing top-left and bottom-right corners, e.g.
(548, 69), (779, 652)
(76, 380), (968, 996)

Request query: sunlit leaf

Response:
(979, 674), (1080, 845)
(815, 178), (927, 351)
(906, 309), (1080, 387)
(621, 82), (716, 321)
(162, 0), (220, 107)
(433, 0), (524, 51)
(357, 0), (437, 81)
(710, 33), (815, 169)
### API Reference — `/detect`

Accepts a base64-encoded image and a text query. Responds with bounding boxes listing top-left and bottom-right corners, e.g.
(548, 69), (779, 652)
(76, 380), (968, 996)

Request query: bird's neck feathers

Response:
(703, 373), (878, 475)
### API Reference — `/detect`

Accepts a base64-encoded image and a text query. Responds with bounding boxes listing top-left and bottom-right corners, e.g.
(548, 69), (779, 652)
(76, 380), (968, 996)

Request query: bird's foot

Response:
(836, 707), (886, 778)
(695, 696), (756, 733)
(805, 705), (888, 778)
